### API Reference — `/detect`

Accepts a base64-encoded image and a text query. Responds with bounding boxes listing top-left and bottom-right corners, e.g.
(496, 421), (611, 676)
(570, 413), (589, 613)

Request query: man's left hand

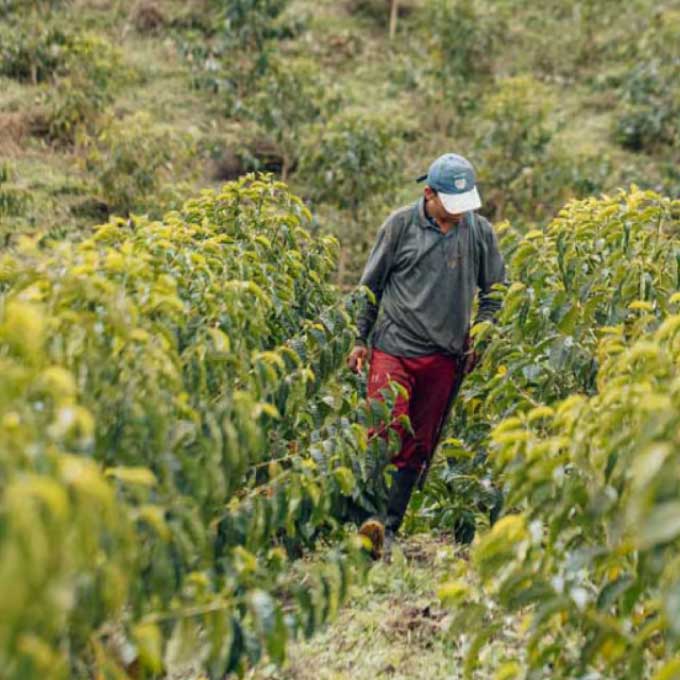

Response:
(462, 349), (480, 376)
(461, 330), (480, 376)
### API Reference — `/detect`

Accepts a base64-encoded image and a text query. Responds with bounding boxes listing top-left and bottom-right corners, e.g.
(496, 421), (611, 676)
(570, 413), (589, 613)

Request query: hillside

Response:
(2, 0), (678, 278)
(1, 2), (680, 680)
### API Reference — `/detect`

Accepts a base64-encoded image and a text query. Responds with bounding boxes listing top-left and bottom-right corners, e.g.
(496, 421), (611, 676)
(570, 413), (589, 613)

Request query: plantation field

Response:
(1, 0), (680, 679)
(2, 181), (679, 679)
(2, 0), (678, 270)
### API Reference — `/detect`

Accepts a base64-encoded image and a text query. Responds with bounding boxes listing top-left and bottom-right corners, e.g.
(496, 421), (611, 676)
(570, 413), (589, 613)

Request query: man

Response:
(347, 153), (506, 557)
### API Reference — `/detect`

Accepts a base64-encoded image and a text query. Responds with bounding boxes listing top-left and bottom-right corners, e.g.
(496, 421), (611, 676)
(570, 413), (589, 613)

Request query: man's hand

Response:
(347, 344), (370, 374)
(461, 331), (480, 376)
(462, 348), (480, 376)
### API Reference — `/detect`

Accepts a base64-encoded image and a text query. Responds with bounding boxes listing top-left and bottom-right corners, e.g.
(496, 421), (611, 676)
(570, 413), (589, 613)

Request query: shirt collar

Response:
(416, 197), (473, 233)
(417, 197), (439, 231)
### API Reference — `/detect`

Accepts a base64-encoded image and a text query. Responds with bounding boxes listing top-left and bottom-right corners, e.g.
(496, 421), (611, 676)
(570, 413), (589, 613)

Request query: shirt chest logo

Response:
(446, 242), (464, 269)
(447, 254), (463, 269)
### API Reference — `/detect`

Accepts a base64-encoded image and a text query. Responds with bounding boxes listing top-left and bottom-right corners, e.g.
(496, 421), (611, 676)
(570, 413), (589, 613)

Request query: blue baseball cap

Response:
(416, 153), (482, 214)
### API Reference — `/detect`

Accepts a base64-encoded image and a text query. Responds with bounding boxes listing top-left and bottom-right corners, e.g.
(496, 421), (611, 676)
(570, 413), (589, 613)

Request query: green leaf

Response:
(438, 580), (470, 606)
(105, 466), (157, 487)
(248, 590), (287, 664)
(133, 623), (163, 674)
(637, 502), (680, 549)
(333, 466), (355, 495)
(651, 657), (680, 680)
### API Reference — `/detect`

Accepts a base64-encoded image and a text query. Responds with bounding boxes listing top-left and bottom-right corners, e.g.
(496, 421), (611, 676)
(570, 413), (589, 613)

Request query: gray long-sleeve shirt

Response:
(356, 197), (506, 358)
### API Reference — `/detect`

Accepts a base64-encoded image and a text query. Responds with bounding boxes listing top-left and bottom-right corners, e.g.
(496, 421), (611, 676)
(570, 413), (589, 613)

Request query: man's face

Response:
(424, 186), (463, 223)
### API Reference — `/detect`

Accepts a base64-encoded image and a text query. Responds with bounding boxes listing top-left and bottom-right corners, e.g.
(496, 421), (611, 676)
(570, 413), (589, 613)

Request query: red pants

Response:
(367, 349), (460, 471)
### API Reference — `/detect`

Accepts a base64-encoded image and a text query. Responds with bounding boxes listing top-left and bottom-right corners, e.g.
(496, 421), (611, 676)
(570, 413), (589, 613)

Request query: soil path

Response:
(246, 535), (470, 680)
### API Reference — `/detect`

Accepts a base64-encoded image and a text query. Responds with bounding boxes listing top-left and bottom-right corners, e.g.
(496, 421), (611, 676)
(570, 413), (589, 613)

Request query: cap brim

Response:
(439, 186), (482, 214)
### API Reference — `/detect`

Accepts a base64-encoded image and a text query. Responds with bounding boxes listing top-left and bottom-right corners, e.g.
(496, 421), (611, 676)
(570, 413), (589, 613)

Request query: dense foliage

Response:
(0, 176), (398, 679)
(2, 0), (680, 676)
(433, 189), (680, 678)
(5, 173), (678, 680)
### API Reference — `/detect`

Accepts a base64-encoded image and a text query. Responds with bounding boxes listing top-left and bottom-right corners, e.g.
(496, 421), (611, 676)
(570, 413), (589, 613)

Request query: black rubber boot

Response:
(383, 467), (420, 559)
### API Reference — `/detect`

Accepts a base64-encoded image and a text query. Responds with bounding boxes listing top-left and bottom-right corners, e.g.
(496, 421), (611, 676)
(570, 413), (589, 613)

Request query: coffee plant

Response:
(464, 310), (680, 678)
(0, 175), (401, 679)
(473, 76), (555, 221)
(42, 32), (132, 144)
(301, 111), (404, 221)
(418, 0), (501, 127)
(82, 112), (196, 216)
(221, 0), (291, 61)
(246, 58), (328, 180)
(0, 0), (67, 16)
(300, 111), (406, 284)
(433, 188), (680, 678)
(176, 0), (306, 108)
(0, 24), (125, 86)
(0, 24), (70, 83)
(0, 25), (133, 145)
(614, 12), (680, 153)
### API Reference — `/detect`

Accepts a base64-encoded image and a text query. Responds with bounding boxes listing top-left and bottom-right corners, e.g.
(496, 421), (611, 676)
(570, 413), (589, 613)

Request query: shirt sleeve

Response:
(355, 216), (398, 345)
(475, 218), (506, 326)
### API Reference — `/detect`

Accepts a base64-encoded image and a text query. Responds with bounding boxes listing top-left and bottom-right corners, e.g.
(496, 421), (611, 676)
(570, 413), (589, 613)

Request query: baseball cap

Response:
(416, 153), (482, 214)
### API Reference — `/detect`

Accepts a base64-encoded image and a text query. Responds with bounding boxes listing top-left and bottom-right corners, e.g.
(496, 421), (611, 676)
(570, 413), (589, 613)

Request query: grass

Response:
(248, 535), (466, 680)
(1, 0), (673, 248)
(245, 533), (527, 680)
